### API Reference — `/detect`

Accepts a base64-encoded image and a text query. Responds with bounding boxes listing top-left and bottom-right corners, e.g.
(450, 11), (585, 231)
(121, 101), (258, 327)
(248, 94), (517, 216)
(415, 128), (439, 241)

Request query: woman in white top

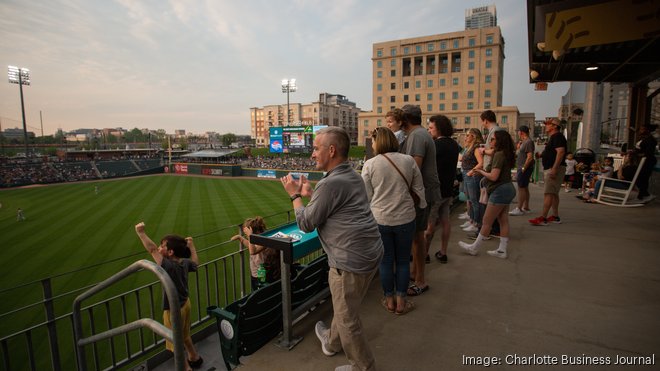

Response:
(362, 127), (426, 315)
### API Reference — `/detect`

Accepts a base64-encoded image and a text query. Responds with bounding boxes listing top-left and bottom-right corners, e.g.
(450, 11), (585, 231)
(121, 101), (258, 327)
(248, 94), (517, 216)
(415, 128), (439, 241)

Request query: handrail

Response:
(72, 260), (185, 371)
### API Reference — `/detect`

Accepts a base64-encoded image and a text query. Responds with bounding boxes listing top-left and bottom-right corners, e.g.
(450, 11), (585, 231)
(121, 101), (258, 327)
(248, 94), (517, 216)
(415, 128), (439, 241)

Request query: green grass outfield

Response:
(0, 174), (294, 331)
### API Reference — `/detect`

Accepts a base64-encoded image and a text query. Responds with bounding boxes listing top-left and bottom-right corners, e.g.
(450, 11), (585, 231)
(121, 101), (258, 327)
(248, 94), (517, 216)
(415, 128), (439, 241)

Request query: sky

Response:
(0, 0), (568, 137)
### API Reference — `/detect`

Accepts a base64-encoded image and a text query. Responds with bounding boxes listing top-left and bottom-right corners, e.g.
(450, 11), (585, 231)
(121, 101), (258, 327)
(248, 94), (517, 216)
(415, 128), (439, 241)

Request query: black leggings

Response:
(635, 156), (657, 198)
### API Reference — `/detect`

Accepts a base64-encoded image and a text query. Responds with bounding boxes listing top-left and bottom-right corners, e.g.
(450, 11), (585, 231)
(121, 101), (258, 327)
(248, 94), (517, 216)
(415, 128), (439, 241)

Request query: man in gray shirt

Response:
(510, 125), (535, 216)
(281, 126), (383, 371)
(399, 105), (441, 296)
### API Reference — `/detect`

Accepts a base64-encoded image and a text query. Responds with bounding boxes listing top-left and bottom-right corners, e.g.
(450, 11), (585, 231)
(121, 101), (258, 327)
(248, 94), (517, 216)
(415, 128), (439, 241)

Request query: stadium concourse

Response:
(153, 182), (660, 371)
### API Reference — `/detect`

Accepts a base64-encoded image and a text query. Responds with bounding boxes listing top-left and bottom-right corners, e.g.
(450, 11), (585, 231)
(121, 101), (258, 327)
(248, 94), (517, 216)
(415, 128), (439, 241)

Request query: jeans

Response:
(378, 220), (415, 297)
(462, 171), (484, 225)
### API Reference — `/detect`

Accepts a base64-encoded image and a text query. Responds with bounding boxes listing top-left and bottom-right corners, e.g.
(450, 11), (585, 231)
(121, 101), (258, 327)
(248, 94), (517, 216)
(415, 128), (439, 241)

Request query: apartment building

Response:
(358, 25), (520, 145)
(250, 93), (361, 147)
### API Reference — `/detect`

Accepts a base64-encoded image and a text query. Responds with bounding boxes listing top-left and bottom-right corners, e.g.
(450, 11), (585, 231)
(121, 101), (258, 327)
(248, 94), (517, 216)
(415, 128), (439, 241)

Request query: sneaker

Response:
(509, 207), (524, 216)
(458, 241), (478, 256)
(438, 254), (448, 264)
(315, 321), (336, 356)
(528, 216), (548, 226)
(487, 249), (508, 259)
(547, 215), (561, 224)
(460, 220), (472, 228)
(467, 231), (491, 240)
(640, 195), (656, 203)
(335, 366), (353, 371)
(564, 188), (571, 193)
(522, 208), (532, 214)
(462, 224), (478, 232)
(489, 231), (501, 239)
(458, 212), (470, 220)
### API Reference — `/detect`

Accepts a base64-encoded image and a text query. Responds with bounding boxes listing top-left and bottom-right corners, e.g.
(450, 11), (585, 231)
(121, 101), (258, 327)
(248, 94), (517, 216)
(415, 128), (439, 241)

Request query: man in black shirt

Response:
(529, 119), (567, 226)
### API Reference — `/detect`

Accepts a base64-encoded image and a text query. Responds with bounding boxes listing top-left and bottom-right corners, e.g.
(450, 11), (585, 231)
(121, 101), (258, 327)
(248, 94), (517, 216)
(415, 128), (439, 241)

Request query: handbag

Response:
(479, 177), (489, 204)
(381, 154), (421, 206)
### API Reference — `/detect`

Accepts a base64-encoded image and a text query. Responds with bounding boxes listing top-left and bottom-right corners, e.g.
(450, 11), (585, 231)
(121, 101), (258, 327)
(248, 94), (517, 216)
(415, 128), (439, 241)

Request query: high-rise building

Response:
(465, 5), (497, 30)
(358, 25), (520, 145)
(250, 93), (362, 147)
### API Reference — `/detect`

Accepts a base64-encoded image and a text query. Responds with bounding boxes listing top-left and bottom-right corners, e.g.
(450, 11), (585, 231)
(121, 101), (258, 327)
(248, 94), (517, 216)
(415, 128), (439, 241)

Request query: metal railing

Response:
(0, 210), (326, 371)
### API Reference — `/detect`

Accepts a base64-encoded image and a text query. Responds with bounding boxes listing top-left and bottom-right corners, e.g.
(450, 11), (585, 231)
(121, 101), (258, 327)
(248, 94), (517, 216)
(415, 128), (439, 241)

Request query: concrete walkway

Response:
(164, 183), (660, 371)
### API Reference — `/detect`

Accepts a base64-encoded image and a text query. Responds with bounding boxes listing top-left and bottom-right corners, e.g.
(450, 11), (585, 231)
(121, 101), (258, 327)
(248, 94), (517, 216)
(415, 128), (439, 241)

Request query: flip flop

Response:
(395, 300), (415, 315)
(381, 297), (395, 313)
(407, 283), (429, 296)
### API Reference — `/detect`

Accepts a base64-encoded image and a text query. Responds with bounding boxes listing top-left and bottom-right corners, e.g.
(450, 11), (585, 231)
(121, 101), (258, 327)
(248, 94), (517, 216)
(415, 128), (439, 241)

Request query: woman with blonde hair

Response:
(362, 127), (426, 314)
(459, 128), (485, 233)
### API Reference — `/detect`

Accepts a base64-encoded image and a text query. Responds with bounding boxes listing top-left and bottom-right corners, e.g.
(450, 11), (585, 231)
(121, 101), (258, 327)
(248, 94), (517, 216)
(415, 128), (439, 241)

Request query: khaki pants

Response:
(327, 268), (377, 371)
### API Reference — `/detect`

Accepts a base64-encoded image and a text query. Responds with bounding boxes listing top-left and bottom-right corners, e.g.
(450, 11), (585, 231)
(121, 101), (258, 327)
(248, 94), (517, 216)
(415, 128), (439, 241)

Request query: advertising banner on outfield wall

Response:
(201, 167), (224, 176)
(174, 163), (188, 174)
(257, 170), (277, 178)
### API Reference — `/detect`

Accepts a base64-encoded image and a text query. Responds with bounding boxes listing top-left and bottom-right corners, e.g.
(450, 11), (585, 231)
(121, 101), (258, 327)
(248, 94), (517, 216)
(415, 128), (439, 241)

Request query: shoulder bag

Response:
(381, 154), (421, 206)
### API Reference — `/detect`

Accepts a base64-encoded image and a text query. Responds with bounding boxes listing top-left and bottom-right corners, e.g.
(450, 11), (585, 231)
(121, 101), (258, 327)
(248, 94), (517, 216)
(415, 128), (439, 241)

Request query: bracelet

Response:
(290, 193), (302, 201)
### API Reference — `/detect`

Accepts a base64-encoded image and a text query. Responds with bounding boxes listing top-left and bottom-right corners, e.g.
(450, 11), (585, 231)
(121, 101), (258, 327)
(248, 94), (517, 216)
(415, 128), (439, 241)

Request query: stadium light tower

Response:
(281, 79), (297, 125)
(8, 65), (31, 157)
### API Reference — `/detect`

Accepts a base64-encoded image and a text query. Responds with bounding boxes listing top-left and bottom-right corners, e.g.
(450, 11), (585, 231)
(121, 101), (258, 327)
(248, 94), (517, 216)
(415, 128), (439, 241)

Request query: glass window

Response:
(439, 92), (445, 100)
(502, 115), (508, 124)
(427, 104), (433, 112)
(467, 91), (474, 98)
(404, 81), (409, 89)
(364, 129), (369, 137)
(427, 93), (433, 100)
(485, 48), (492, 57)
(415, 80), (421, 88)
(439, 78), (446, 86)
(377, 71), (382, 78)
(428, 43), (434, 51)
(453, 40), (459, 48)
(485, 89), (491, 98)
(415, 94), (420, 102)
(377, 84), (382, 91)
(404, 47), (409, 55)
(440, 41), (446, 50)
(391, 69), (396, 77)
(415, 45), (422, 53)
(404, 95), (409, 102)
(486, 35), (493, 44)
(452, 103), (458, 110)
(468, 50), (475, 58)
(427, 80), (433, 88)
(390, 96), (396, 103)
(377, 107), (382, 113)
(485, 75), (492, 83)
(377, 119), (382, 126)
(377, 61), (382, 68)
(391, 82), (396, 89)
(468, 76), (474, 84)
(391, 59), (396, 66)
(391, 48), (397, 56)
(485, 60), (492, 68)
(467, 102), (474, 110)
(484, 101), (491, 109)
(452, 77), (459, 85)
(377, 50), (383, 57)
(469, 38), (475, 47)
(468, 61), (474, 70)
(465, 116), (471, 124)
(377, 97), (382, 103)
(452, 91), (459, 99)
(439, 103), (445, 111)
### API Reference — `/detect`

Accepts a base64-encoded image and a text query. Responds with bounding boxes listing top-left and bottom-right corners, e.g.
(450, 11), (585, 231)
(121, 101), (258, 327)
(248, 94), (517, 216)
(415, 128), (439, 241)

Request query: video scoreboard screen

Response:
(269, 125), (327, 153)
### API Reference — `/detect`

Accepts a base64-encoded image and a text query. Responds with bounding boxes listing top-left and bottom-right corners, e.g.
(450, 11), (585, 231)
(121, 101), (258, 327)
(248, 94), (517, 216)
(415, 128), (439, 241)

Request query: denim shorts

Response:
(488, 182), (516, 205)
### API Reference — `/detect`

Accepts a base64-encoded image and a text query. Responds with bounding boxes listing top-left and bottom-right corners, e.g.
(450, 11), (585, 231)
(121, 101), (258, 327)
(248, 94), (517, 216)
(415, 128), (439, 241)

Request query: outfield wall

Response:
(168, 162), (326, 181)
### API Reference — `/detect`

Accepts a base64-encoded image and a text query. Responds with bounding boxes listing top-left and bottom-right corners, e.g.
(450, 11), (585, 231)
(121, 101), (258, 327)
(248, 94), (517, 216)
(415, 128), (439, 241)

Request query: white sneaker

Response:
(523, 208), (532, 214)
(315, 321), (336, 356)
(458, 212), (470, 220)
(462, 224), (478, 232)
(460, 221), (472, 228)
(564, 188), (571, 193)
(487, 249), (507, 259)
(458, 241), (478, 256)
(509, 207), (524, 216)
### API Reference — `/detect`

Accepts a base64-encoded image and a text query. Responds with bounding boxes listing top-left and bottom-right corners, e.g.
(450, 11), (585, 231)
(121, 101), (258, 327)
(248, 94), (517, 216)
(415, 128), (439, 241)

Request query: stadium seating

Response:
(134, 158), (162, 171)
(207, 254), (329, 370)
(96, 160), (140, 178)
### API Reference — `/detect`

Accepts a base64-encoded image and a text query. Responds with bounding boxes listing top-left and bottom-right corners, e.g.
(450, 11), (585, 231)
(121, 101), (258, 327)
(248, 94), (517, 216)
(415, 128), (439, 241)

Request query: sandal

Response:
(381, 297), (395, 313)
(188, 357), (203, 368)
(407, 283), (429, 296)
(395, 300), (415, 315)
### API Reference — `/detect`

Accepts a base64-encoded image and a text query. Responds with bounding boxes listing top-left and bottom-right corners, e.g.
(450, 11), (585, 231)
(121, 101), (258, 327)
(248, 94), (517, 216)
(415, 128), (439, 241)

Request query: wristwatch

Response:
(290, 193), (302, 201)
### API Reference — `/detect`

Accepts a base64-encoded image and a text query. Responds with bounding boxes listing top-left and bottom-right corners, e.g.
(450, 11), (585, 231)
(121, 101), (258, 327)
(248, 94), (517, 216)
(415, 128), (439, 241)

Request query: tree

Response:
(222, 133), (236, 146)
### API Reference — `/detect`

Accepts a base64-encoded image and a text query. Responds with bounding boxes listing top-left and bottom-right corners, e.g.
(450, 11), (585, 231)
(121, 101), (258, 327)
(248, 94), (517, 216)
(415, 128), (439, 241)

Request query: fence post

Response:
(41, 278), (62, 371)
(237, 225), (246, 297)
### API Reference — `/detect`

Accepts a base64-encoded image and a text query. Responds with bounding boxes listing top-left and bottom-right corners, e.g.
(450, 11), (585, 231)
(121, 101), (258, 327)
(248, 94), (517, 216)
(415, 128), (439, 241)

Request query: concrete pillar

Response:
(582, 82), (603, 153)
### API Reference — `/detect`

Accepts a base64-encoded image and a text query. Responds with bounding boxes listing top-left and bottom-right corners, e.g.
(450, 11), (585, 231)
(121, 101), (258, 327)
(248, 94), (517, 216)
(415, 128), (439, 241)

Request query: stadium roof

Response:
(181, 149), (240, 158)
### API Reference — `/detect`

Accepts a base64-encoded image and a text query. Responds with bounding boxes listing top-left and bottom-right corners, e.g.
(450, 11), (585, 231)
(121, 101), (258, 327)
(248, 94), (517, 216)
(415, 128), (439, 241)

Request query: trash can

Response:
(573, 148), (596, 189)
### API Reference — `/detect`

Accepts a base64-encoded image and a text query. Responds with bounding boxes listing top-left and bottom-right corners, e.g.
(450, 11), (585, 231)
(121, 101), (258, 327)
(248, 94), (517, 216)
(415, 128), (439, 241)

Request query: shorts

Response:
(488, 182), (516, 205)
(163, 298), (192, 351)
(543, 166), (567, 194)
(516, 167), (534, 188)
(415, 203), (430, 232)
(563, 174), (575, 182)
(430, 196), (452, 222)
